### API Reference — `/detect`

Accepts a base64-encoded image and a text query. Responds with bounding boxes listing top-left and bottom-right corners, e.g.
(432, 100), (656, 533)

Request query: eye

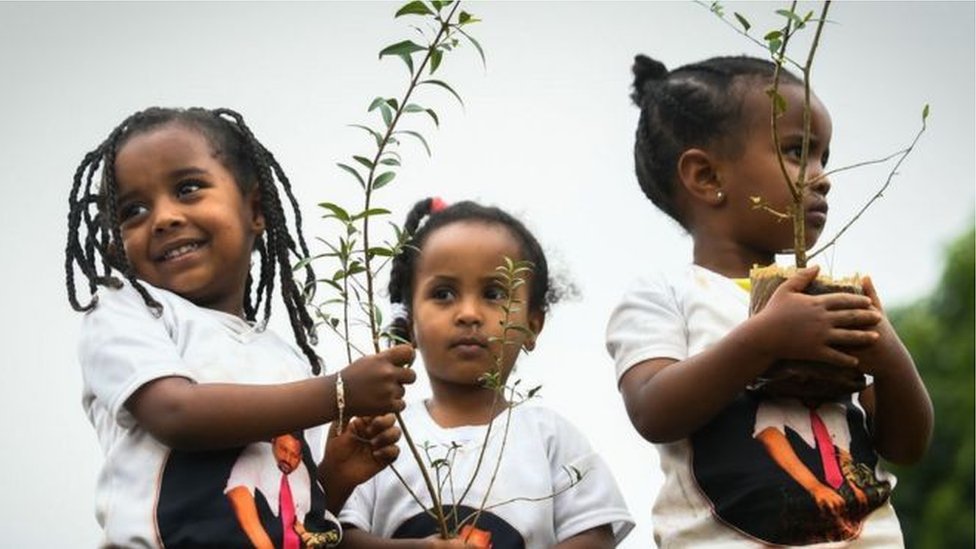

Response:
(484, 284), (508, 302)
(430, 286), (455, 302)
(820, 148), (830, 168)
(119, 202), (147, 224)
(176, 180), (204, 198)
(783, 143), (804, 160)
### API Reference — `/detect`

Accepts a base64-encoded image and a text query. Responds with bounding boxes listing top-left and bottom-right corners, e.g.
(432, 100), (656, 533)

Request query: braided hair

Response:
(631, 54), (802, 228)
(65, 107), (322, 373)
(387, 198), (558, 343)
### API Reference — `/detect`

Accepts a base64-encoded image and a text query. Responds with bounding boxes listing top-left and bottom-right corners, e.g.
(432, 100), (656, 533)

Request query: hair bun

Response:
(631, 54), (668, 105)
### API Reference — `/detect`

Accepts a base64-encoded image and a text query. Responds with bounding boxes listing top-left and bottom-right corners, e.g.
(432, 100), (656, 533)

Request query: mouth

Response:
(154, 240), (205, 263)
(805, 201), (829, 225)
(451, 335), (488, 348)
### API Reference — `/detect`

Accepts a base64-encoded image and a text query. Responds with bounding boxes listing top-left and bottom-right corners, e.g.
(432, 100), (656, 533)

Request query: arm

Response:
(226, 486), (274, 549)
(619, 267), (880, 442)
(126, 344), (416, 450)
(755, 427), (845, 515)
(553, 525), (614, 548)
(853, 277), (933, 465)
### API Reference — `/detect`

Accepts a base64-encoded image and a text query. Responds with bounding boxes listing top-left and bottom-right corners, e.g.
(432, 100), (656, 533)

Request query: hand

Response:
(841, 276), (898, 377)
(756, 266), (881, 367)
(340, 344), (417, 417)
(322, 414), (402, 490)
(808, 482), (846, 516)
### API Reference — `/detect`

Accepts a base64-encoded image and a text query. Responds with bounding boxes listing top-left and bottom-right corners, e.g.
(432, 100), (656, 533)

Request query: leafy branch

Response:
(312, 0), (484, 540)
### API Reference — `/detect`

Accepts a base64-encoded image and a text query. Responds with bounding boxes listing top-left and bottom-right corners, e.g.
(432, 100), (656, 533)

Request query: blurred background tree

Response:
(888, 222), (975, 548)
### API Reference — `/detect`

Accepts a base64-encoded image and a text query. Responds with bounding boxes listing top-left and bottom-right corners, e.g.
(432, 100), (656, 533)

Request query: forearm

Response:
(622, 317), (778, 442)
(553, 525), (614, 548)
(321, 466), (357, 515)
(340, 529), (429, 549)
(756, 428), (824, 492)
(127, 375), (338, 450)
(864, 329), (933, 464)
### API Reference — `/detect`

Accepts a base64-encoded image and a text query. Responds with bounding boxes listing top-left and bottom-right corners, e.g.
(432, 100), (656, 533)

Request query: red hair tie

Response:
(430, 197), (448, 213)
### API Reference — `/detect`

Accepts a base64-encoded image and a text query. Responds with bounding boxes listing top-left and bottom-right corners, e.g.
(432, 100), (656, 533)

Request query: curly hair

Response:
(65, 107), (322, 373)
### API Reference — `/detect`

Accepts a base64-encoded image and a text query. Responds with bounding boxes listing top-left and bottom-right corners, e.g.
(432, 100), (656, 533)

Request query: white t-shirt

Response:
(339, 400), (635, 547)
(606, 265), (903, 547)
(80, 281), (339, 548)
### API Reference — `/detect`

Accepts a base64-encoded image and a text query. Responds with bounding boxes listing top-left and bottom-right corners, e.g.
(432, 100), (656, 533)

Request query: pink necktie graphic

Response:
(810, 409), (844, 489)
(279, 474), (300, 549)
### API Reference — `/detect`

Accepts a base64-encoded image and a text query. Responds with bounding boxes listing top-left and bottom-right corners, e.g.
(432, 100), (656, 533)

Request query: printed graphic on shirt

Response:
(691, 392), (891, 545)
(157, 432), (340, 548)
(392, 504), (524, 548)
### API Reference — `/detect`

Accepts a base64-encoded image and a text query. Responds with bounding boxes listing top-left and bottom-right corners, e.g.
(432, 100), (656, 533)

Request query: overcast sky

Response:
(0, 1), (973, 546)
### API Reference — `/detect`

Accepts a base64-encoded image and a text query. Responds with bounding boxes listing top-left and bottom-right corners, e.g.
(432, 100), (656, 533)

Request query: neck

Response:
(692, 231), (775, 279)
(426, 380), (509, 428)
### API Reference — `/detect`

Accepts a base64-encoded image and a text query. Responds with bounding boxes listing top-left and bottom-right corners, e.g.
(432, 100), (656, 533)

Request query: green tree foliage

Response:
(888, 224), (975, 548)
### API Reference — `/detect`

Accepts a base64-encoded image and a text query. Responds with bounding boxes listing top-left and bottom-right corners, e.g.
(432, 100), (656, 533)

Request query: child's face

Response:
(410, 221), (543, 391)
(113, 123), (264, 316)
(714, 82), (833, 257)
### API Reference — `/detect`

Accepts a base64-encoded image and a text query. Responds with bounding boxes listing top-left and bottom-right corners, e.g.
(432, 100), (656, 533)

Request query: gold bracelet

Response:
(335, 372), (345, 434)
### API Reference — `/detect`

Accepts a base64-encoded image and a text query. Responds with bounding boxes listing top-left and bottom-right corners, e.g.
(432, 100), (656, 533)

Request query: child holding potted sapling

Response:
(606, 54), (932, 546)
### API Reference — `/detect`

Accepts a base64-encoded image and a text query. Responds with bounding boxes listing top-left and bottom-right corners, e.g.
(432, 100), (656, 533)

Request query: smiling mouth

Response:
(157, 242), (203, 262)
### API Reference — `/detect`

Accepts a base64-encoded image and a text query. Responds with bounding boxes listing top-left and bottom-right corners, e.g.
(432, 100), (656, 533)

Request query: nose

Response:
(151, 199), (185, 234)
(454, 296), (482, 327)
(808, 166), (831, 196)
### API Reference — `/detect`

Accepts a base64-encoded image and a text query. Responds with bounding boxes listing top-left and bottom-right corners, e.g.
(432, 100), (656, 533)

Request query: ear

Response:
(247, 188), (266, 233)
(522, 311), (545, 352)
(677, 148), (724, 207)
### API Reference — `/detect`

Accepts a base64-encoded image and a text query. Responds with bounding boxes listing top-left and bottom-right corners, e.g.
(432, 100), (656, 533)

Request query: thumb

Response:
(861, 275), (884, 311)
(779, 265), (820, 292)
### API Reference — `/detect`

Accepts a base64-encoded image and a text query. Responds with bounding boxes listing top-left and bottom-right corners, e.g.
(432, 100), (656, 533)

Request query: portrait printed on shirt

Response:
(691, 392), (891, 545)
(156, 432), (340, 548)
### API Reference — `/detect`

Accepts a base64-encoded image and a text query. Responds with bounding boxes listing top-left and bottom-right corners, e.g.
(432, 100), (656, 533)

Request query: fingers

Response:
(819, 292), (874, 311)
(827, 308), (882, 329)
(382, 343), (416, 368)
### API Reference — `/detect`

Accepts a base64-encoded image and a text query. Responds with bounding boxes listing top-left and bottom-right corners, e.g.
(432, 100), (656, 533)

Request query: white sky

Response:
(0, 1), (973, 547)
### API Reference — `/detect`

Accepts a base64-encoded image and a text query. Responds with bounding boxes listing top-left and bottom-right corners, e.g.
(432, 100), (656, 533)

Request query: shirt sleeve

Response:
(605, 272), (688, 382)
(337, 473), (376, 532)
(544, 409), (635, 545)
(79, 283), (195, 429)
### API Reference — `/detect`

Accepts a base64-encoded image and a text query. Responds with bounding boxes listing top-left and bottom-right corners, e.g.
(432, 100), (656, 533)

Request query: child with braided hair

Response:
(338, 198), (634, 548)
(606, 55), (932, 546)
(66, 107), (416, 548)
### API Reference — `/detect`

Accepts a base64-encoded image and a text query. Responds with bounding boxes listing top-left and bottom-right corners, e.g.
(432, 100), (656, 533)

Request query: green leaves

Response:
(395, 1), (433, 17)
(734, 12), (751, 32)
(379, 39), (426, 73)
(372, 171), (397, 189)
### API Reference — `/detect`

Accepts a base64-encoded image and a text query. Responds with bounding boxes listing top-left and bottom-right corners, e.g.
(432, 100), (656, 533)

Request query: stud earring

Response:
(715, 189), (726, 204)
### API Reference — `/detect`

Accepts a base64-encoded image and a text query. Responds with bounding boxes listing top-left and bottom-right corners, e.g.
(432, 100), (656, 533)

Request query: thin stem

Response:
(355, 3), (464, 539)
(809, 118), (926, 260)
(696, 0), (805, 71)
(363, 2), (461, 350)
(388, 463), (436, 520)
(455, 383), (503, 509)
(461, 384), (517, 531)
